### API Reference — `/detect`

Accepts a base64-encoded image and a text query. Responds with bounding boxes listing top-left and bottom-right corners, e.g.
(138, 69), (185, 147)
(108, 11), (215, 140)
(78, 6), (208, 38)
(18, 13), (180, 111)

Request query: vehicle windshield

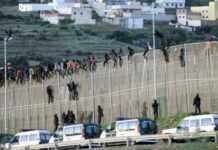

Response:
(64, 126), (82, 136)
(0, 134), (14, 144)
(177, 120), (189, 128)
(117, 120), (137, 131)
(214, 118), (218, 126)
(10, 136), (19, 144)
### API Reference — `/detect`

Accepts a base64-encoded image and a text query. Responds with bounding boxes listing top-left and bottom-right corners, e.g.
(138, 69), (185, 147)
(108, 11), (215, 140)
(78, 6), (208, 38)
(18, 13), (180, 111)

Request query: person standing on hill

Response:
(97, 105), (104, 125)
(152, 100), (159, 120)
(54, 114), (59, 132)
(193, 93), (201, 114)
(47, 85), (54, 104)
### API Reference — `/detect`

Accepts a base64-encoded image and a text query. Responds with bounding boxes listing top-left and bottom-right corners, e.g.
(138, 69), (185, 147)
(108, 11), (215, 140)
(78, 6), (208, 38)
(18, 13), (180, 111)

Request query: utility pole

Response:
(4, 37), (7, 133)
(152, 3), (157, 100)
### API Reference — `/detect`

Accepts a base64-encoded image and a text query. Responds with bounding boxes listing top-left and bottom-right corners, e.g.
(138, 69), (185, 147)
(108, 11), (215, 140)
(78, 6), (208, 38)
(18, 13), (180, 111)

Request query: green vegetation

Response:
(186, 0), (210, 6)
(156, 113), (188, 130)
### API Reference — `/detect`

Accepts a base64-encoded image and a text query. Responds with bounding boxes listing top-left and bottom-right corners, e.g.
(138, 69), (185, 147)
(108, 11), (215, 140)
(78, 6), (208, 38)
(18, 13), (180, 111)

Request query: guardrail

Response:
(9, 132), (218, 150)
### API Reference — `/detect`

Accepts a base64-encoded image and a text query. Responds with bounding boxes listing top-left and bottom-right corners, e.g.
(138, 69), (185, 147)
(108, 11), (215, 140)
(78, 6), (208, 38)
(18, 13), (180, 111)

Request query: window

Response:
(20, 135), (28, 142)
(64, 126), (82, 136)
(117, 122), (128, 131)
(190, 120), (200, 127)
(178, 120), (189, 128)
(166, 3), (169, 6)
(80, 12), (83, 15)
(40, 134), (46, 141)
(128, 121), (137, 130)
(29, 134), (37, 141)
(180, 3), (183, 7)
(201, 118), (212, 126)
(117, 121), (137, 131)
(74, 12), (76, 15)
(10, 136), (19, 144)
(214, 118), (218, 126)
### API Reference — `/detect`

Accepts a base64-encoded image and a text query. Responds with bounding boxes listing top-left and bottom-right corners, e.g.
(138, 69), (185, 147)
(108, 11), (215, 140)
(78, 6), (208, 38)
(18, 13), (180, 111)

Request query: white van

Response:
(5, 130), (50, 149)
(162, 114), (218, 134)
(115, 119), (157, 137)
(63, 124), (101, 142)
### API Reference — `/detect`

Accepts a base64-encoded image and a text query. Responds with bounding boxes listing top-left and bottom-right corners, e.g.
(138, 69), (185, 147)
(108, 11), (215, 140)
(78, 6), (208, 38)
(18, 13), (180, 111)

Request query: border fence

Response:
(0, 41), (218, 133)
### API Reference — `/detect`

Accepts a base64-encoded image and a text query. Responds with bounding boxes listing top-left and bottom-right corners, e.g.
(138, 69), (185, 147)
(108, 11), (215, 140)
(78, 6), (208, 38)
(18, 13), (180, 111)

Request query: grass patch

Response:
(156, 113), (188, 130)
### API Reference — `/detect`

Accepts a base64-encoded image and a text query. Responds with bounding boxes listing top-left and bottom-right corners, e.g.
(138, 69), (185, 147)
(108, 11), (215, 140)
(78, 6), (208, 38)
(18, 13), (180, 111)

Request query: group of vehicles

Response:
(4, 114), (218, 149)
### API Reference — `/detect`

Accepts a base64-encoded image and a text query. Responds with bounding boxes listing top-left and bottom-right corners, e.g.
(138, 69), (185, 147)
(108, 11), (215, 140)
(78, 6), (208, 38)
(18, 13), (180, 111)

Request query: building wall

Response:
(1, 42), (218, 133)
(87, 0), (106, 17)
(208, 1), (218, 21)
(71, 7), (96, 24)
(191, 1), (218, 21)
(157, 0), (185, 8)
(191, 6), (209, 20)
(40, 12), (60, 24)
(187, 19), (201, 27)
(177, 9), (187, 25)
(122, 17), (143, 29)
(19, 4), (53, 12)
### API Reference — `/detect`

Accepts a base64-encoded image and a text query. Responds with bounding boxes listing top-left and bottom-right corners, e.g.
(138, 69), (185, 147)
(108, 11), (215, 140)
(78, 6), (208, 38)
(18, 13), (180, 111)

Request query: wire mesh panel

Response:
(1, 42), (218, 131)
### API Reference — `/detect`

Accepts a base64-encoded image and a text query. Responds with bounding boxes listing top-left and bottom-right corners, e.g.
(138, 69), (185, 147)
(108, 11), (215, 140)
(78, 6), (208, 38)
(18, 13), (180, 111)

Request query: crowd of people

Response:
(0, 41), (189, 88)
(0, 56), (97, 87)
(53, 105), (104, 131)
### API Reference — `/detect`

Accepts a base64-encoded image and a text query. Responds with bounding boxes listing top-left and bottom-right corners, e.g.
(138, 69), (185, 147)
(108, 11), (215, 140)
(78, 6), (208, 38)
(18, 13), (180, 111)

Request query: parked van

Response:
(162, 114), (218, 134)
(116, 119), (157, 137)
(63, 123), (101, 142)
(5, 130), (50, 149)
(100, 118), (157, 138)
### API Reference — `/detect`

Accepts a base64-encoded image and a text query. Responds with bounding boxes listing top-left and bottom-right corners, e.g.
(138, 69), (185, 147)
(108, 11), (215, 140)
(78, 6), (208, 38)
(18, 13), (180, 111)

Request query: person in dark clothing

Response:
(67, 82), (74, 100)
(128, 46), (135, 60)
(193, 93), (201, 114)
(97, 105), (104, 125)
(179, 48), (185, 67)
(143, 42), (149, 60)
(160, 39), (169, 63)
(111, 49), (118, 58)
(103, 53), (110, 67)
(72, 81), (79, 100)
(61, 112), (66, 125)
(113, 57), (118, 68)
(152, 100), (159, 120)
(70, 111), (76, 124)
(118, 56), (123, 67)
(47, 85), (54, 104)
(54, 114), (59, 132)
(67, 110), (76, 124)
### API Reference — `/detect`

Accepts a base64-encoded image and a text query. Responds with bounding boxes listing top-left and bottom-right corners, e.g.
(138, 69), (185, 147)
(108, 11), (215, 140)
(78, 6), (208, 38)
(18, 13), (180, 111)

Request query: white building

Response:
(176, 8), (188, 25)
(19, 0), (96, 25)
(71, 6), (96, 24)
(176, 8), (201, 27)
(121, 13), (144, 29)
(156, 0), (185, 8)
(40, 11), (61, 24)
(19, 3), (53, 12)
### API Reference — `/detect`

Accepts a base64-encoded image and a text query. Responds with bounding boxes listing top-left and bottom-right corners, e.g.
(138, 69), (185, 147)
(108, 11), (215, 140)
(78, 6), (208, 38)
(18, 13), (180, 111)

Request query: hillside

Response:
(0, 6), (145, 66)
(0, 4), (214, 66)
